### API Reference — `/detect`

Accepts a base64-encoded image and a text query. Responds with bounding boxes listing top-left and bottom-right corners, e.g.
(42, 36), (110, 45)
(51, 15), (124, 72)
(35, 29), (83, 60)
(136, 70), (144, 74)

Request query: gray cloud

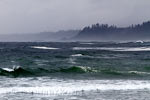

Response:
(0, 0), (150, 34)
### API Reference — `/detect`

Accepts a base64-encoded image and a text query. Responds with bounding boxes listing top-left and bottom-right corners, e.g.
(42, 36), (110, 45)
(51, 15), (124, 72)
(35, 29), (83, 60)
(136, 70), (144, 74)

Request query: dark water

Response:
(1, 42), (150, 99)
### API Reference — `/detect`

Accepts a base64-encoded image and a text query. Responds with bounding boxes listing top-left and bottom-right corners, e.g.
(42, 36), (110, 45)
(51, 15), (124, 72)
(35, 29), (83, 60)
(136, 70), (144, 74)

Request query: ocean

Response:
(1, 42), (150, 100)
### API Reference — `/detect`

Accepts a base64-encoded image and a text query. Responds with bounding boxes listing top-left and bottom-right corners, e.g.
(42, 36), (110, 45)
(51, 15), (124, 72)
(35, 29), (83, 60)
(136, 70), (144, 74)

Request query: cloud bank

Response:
(0, 0), (150, 34)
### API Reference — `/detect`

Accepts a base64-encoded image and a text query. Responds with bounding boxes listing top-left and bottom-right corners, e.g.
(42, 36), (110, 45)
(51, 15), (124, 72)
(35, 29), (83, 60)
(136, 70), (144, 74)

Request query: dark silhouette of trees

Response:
(77, 21), (150, 40)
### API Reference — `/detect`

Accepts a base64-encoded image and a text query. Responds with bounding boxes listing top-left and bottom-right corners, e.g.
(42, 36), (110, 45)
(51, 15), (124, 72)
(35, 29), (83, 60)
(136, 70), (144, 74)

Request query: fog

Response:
(0, 0), (150, 34)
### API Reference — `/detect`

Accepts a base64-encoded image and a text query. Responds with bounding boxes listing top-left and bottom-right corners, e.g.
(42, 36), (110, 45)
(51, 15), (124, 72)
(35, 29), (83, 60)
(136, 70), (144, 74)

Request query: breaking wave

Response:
(1, 66), (150, 77)
(31, 46), (59, 50)
(71, 54), (83, 57)
(0, 67), (33, 77)
(73, 47), (150, 51)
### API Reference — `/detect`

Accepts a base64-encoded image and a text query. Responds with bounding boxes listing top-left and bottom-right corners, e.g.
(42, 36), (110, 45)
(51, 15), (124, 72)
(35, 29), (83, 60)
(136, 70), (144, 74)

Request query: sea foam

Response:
(31, 46), (59, 50)
(1, 80), (150, 95)
(73, 47), (150, 51)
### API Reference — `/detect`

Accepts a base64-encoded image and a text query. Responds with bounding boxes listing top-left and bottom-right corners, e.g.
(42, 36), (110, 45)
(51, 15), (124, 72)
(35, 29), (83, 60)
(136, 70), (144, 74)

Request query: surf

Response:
(1, 79), (150, 95)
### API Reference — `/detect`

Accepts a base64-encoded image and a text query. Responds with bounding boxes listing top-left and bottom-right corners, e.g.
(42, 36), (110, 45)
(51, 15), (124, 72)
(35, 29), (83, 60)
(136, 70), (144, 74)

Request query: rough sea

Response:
(1, 42), (150, 100)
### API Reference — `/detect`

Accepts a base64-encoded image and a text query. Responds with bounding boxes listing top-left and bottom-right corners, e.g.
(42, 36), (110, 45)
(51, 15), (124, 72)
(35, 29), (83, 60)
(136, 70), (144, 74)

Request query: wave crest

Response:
(1, 66), (150, 77)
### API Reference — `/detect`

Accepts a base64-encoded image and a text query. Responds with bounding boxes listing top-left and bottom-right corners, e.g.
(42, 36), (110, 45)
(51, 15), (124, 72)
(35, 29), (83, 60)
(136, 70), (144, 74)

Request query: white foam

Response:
(128, 71), (150, 75)
(1, 66), (21, 72)
(71, 54), (83, 57)
(73, 47), (150, 51)
(73, 47), (100, 50)
(2, 68), (14, 72)
(135, 40), (144, 43)
(31, 46), (59, 50)
(1, 79), (150, 95)
(115, 47), (150, 51)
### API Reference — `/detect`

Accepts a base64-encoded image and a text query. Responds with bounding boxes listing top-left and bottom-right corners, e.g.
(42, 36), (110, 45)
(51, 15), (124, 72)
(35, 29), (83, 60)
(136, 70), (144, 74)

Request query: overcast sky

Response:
(0, 0), (150, 34)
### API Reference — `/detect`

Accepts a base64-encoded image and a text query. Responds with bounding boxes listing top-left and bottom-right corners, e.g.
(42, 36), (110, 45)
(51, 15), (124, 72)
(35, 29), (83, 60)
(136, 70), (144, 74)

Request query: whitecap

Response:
(135, 40), (144, 43)
(2, 68), (14, 72)
(73, 47), (150, 51)
(113, 47), (150, 51)
(71, 54), (83, 57)
(73, 47), (100, 50)
(100, 47), (150, 51)
(31, 46), (59, 50)
(1, 66), (22, 72)
(128, 71), (150, 75)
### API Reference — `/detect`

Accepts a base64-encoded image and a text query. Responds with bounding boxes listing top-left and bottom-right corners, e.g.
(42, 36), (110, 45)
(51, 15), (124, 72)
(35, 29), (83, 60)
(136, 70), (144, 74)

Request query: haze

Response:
(0, 0), (150, 34)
